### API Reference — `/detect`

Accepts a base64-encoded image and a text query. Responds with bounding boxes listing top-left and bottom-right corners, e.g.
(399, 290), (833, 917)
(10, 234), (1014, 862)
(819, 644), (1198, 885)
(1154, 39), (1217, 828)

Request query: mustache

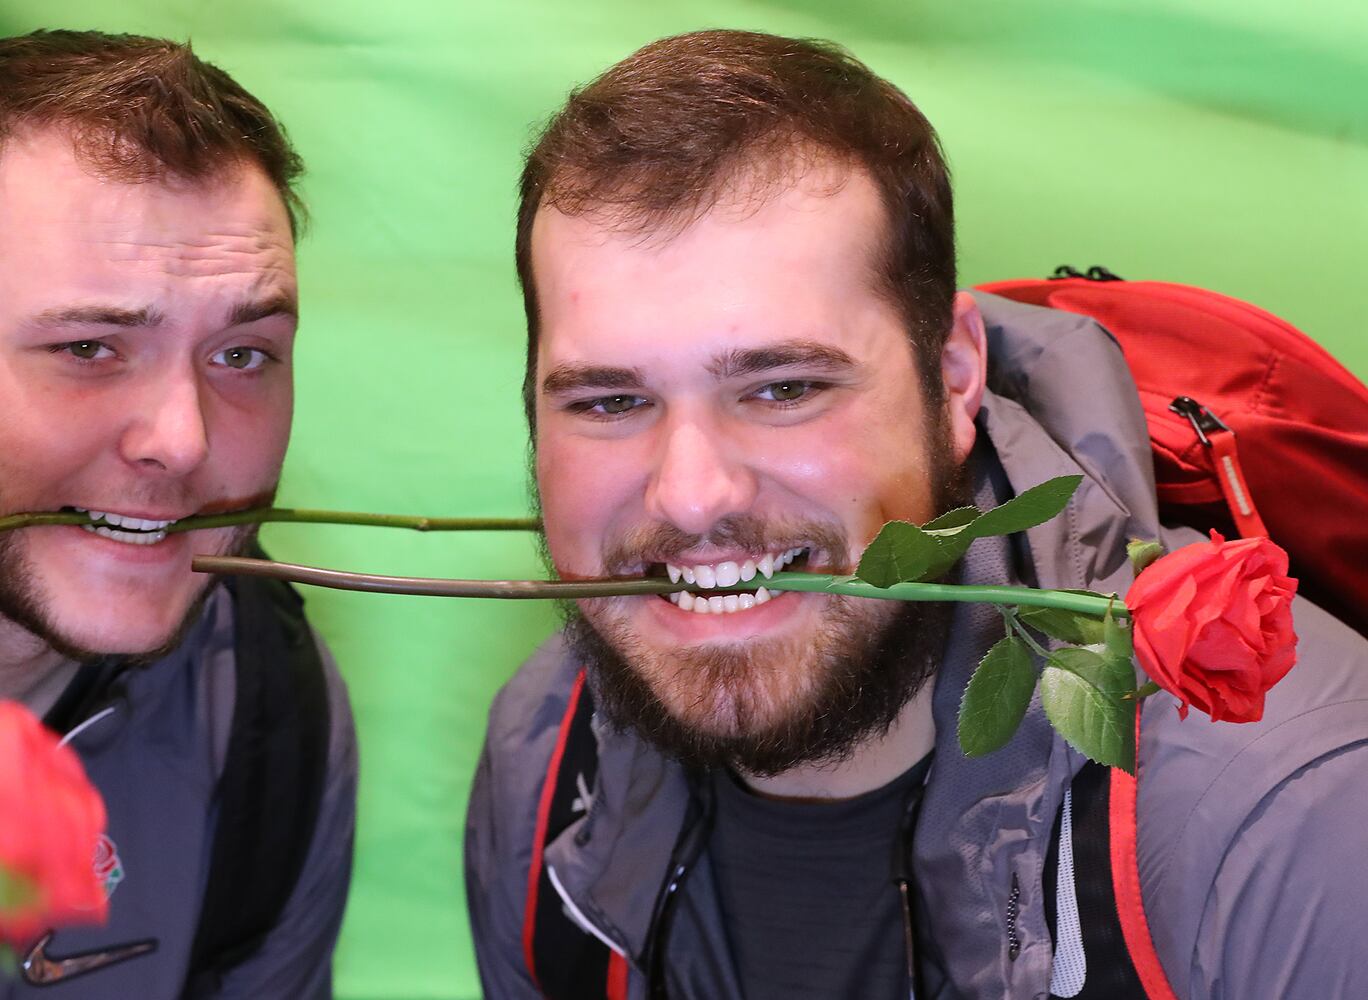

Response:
(600, 514), (851, 574)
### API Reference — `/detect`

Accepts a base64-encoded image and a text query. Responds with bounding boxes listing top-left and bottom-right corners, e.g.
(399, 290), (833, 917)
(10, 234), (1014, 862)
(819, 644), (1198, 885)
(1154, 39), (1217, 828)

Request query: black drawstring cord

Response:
(891, 778), (927, 999)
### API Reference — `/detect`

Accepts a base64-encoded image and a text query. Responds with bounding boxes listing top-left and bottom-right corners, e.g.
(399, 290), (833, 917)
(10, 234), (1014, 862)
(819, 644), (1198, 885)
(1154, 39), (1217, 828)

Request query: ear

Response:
(942, 291), (988, 464)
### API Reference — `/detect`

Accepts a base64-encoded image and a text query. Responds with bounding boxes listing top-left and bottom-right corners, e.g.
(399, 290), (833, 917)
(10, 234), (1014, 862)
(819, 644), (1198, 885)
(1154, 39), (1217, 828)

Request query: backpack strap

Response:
(523, 669), (627, 1000)
(181, 569), (331, 997)
(1107, 715), (1179, 1000)
(1044, 714), (1178, 999)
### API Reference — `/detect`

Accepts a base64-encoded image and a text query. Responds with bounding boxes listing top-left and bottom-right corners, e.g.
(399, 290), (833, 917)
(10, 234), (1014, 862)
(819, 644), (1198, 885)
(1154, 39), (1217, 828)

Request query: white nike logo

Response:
(21, 930), (157, 984)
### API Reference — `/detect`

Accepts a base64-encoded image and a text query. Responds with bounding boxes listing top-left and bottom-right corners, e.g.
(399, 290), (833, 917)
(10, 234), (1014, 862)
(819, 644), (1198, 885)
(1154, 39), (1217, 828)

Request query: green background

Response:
(3, 2), (1364, 997)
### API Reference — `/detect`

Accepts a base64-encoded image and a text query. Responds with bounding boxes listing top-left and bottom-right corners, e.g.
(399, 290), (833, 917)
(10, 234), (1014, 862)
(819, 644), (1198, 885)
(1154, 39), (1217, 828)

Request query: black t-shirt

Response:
(708, 754), (931, 1000)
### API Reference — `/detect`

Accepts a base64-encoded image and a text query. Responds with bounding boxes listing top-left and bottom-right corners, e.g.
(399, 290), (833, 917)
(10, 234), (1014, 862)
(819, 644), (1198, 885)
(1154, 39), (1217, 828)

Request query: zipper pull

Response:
(1168, 396), (1230, 448)
(1166, 396), (1269, 538)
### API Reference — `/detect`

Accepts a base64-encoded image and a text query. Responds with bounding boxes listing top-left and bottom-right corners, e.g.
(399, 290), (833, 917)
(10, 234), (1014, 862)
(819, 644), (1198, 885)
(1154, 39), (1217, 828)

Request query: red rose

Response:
(1127, 531), (1298, 723)
(0, 701), (108, 946)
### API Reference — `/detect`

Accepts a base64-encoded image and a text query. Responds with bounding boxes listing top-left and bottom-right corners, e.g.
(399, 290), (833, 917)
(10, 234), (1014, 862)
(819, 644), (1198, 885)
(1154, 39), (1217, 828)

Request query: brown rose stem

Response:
(0, 508), (541, 534)
(191, 555), (1129, 618)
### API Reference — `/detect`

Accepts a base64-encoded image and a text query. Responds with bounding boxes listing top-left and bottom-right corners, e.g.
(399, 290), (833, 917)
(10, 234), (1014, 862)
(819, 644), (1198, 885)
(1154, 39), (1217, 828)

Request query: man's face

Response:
(532, 165), (980, 769)
(0, 128), (297, 658)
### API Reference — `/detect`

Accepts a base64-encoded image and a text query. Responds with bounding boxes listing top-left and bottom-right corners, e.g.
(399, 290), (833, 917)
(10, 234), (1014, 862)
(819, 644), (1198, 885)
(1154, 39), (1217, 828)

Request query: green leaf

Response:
(1127, 539), (1164, 575)
(959, 636), (1038, 757)
(1017, 606), (1107, 645)
(1103, 601), (1135, 665)
(1040, 646), (1137, 772)
(923, 505), (982, 533)
(963, 474), (1083, 540)
(856, 521), (960, 587)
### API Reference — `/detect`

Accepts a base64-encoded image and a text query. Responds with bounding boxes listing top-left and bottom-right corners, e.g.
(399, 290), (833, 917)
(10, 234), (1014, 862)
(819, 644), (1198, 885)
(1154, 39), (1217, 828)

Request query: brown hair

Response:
(516, 29), (956, 428)
(0, 30), (305, 233)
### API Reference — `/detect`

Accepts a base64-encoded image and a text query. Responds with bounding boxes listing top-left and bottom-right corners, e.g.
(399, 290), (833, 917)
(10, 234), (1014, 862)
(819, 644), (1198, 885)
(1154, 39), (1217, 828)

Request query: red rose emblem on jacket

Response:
(0, 701), (108, 946)
(1127, 531), (1298, 723)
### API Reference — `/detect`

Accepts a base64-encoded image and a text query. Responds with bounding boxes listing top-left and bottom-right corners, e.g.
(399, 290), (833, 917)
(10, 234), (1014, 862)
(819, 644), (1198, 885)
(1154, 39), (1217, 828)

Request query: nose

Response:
(643, 415), (758, 535)
(118, 368), (210, 476)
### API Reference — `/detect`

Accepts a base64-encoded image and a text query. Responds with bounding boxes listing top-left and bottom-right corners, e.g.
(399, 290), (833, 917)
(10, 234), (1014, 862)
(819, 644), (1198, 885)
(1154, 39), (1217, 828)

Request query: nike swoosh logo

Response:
(22, 930), (158, 985)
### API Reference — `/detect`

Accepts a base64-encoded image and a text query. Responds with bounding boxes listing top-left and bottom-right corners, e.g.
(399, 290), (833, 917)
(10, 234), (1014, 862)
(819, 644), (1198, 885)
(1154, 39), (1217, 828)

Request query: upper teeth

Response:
(665, 548), (805, 589)
(74, 507), (176, 531)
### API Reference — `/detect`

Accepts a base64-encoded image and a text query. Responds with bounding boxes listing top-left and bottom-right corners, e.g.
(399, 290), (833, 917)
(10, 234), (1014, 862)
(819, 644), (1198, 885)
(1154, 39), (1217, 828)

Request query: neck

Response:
(0, 612), (73, 703)
(739, 680), (937, 800)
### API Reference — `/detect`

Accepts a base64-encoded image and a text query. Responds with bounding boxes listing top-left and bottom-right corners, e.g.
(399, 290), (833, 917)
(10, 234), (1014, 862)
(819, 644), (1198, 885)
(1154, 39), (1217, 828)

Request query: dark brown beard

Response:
(565, 587), (955, 776)
(562, 419), (971, 776)
(0, 522), (259, 664)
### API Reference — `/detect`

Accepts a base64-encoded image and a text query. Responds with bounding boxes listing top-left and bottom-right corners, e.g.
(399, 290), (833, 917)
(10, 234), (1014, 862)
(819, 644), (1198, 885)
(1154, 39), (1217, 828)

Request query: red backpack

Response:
(979, 266), (1368, 637)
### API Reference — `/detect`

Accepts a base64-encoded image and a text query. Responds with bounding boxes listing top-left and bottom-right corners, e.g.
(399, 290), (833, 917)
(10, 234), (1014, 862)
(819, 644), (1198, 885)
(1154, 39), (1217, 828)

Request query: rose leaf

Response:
(963, 474), (1084, 540)
(1040, 646), (1138, 773)
(958, 636), (1038, 757)
(1018, 606), (1107, 645)
(856, 521), (960, 587)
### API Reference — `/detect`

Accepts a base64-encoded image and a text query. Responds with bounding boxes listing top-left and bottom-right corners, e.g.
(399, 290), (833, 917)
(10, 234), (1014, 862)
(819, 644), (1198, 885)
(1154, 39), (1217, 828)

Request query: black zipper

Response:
(1168, 395), (1230, 448)
(1006, 872), (1022, 961)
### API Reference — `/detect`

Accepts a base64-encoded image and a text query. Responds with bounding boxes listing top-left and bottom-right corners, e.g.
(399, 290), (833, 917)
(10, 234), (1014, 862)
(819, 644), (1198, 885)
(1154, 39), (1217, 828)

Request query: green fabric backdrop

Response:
(2, 2), (1364, 997)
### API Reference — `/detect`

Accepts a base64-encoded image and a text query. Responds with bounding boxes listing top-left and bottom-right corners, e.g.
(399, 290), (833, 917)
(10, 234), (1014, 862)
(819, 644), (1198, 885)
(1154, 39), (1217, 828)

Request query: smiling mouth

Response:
(646, 547), (811, 616)
(63, 506), (181, 547)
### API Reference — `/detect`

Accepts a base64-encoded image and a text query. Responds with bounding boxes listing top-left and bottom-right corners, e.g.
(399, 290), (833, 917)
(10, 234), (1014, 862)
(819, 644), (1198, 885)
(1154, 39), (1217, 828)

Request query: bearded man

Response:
(466, 30), (1368, 1000)
(0, 31), (354, 999)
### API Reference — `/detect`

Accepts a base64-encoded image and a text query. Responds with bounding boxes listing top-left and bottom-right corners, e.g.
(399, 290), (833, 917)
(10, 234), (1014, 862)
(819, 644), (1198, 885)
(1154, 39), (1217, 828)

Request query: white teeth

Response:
(755, 586), (772, 605)
(84, 525), (168, 546)
(714, 561), (741, 588)
(677, 592), (694, 610)
(671, 548), (807, 590)
(692, 595), (711, 614)
(80, 510), (175, 531)
(722, 594), (739, 613)
(707, 596), (725, 613)
(738, 593), (756, 610)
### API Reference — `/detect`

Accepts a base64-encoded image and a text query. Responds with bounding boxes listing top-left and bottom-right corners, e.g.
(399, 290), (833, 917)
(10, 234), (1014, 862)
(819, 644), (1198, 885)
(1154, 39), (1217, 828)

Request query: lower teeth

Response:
(670, 587), (772, 614)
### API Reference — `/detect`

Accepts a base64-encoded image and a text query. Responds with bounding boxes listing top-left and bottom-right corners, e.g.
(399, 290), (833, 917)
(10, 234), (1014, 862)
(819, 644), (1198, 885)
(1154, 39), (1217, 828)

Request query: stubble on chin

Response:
(0, 521), (259, 665)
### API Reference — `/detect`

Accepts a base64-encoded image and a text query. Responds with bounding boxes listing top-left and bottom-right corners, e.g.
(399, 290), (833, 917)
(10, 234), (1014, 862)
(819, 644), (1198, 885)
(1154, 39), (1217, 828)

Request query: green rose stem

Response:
(0, 508), (541, 534)
(190, 554), (1129, 619)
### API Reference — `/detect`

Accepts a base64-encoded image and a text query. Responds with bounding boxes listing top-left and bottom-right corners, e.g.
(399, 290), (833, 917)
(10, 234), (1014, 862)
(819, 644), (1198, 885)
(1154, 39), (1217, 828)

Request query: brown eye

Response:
(759, 380), (813, 402)
(68, 341), (103, 360)
(213, 346), (268, 371)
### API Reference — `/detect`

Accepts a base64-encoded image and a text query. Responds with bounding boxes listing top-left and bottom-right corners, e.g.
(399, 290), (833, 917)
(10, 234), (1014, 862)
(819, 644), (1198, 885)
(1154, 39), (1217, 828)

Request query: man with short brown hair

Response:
(467, 29), (1368, 999)
(0, 30), (354, 998)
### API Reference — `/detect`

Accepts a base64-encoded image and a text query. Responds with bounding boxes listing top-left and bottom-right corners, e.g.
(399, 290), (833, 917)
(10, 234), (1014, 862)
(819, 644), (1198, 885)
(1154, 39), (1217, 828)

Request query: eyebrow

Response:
(31, 305), (164, 329)
(227, 294), (298, 327)
(542, 364), (646, 396)
(706, 340), (859, 379)
(26, 295), (298, 333)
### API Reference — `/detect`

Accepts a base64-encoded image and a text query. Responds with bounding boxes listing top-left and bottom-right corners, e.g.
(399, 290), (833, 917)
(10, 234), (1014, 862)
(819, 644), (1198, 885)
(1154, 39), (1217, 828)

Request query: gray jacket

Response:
(466, 293), (1368, 999)
(3, 583), (357, 1000)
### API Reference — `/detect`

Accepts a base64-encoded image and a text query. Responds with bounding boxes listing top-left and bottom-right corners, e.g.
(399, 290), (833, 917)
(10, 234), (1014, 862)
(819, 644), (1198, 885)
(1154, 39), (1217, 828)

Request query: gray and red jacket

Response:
(466, 293), (1368, 999)
(4, 581), (357, 1000)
